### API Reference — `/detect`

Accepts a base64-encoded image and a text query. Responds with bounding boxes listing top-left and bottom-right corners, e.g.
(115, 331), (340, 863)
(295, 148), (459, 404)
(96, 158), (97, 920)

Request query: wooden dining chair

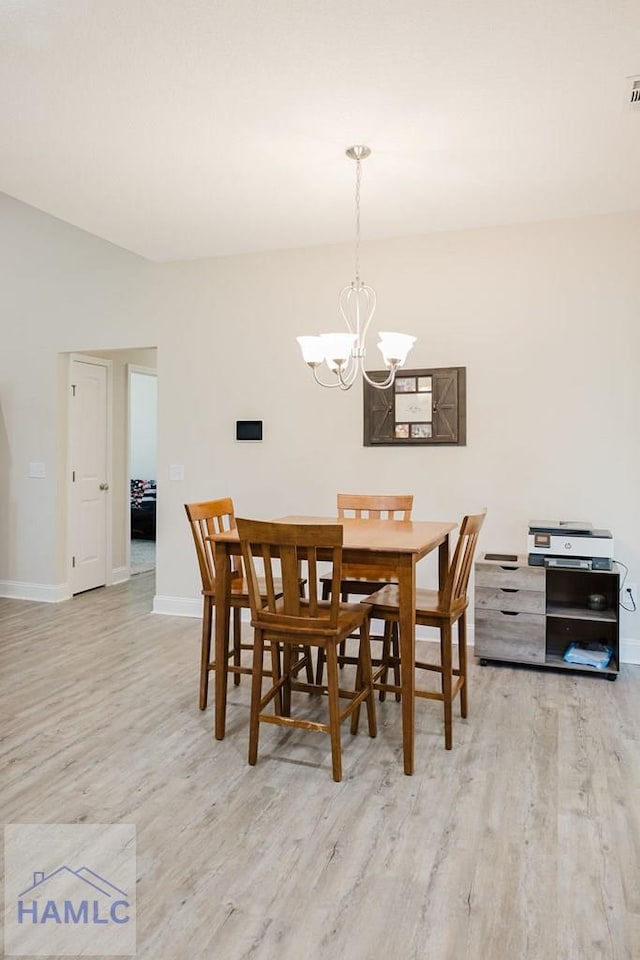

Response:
(237, 518), (377, 782)
(185, 498), (258, 711)
(185, 499), (309, 713)
(362, 510), (486, 750)
(316, 493), (414, 694)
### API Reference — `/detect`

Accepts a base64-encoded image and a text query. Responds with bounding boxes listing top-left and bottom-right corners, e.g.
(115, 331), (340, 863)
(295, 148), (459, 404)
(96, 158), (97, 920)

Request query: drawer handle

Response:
(500, 565), (519, 570)
(500, 610), (519, 616)
(500, 588), (518, 593)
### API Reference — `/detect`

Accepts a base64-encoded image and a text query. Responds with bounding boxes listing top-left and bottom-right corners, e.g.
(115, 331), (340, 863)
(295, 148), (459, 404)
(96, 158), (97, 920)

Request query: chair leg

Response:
(297, 578), (314, 682)
(379, 621), (392, 702)
(315, 648), (325, 685)
(315, 581), (332, 685)
(290, 643), (313, 685)
(232, 607), (242, 686)
(304, 646), (315, 683)
(270, 639), (283, 716)
(338, 591), (348, 667)
(352, 642), (363, 736)
(199, 597), (213, 710)
(282, 643), (293, 717)
(392, 624), (401, 703)
(324, 643), (343, 782)
(351, 620), (377, 738)
(248, 629), (265, 767)
(378, 621), (401, 703)
(458, 612), (468, 718)
(364, 628), (377, 740)
(440, 623), (453, 750)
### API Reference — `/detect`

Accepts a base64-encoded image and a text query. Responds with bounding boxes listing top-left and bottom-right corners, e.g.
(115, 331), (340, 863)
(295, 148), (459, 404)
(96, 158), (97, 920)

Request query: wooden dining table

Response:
(210, 515), (456, 775)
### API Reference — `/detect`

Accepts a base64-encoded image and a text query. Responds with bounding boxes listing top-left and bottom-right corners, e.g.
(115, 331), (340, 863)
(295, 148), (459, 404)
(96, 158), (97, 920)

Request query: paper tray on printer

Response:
(528, 520), (593, 534)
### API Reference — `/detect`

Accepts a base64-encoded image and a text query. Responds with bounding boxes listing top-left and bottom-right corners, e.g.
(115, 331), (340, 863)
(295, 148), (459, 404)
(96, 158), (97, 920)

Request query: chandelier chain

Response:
(355, 157), (362, 283)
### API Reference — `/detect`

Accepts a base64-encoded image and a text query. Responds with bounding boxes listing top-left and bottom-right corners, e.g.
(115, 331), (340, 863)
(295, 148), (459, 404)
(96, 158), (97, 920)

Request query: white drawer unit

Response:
(474, 552), (619, 679)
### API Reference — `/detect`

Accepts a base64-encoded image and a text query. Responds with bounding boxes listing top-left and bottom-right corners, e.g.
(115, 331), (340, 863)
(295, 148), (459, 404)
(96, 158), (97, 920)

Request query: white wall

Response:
(157, 215), (640, 615)
(0, 193), (161, 593)
(130, 371), (157, 481)
(1, 192), (639, 657)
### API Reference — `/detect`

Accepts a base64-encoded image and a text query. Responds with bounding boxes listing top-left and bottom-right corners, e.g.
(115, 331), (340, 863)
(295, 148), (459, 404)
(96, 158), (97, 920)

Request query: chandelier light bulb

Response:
(296, 336), (325, 365)
(378, 332), (417, 367)
(320, 333), (357, 365)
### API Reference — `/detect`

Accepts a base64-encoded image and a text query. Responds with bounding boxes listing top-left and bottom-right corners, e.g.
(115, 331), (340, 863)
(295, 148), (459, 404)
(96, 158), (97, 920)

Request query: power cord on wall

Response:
(615, 559), (637, 613)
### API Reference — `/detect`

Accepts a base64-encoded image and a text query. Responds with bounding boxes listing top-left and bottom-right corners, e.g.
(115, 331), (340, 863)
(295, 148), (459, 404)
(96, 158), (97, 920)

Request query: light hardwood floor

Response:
(2, 573), (639, 959)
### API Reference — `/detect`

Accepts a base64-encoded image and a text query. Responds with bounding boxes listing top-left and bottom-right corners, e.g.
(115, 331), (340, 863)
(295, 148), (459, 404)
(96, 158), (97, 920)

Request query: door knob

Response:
(99, 483), (109, 491)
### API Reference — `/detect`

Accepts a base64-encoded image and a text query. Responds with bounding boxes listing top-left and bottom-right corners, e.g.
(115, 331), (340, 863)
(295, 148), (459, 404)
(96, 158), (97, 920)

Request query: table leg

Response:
(214, 542), (231, 740)
(397, 557), (416, 776)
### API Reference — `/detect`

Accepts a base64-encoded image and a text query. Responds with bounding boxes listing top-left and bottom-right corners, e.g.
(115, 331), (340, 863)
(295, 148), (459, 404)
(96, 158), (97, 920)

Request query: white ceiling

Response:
(1, 0), (639, 262)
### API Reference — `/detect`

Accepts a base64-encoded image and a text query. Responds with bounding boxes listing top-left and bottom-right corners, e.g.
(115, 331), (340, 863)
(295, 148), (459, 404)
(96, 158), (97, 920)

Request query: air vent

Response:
(630, 76), (640, 106)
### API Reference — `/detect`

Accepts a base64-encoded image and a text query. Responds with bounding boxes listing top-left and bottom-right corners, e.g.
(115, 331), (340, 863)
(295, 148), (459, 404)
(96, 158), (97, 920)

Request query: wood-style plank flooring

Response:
(2, 573), (639, 959)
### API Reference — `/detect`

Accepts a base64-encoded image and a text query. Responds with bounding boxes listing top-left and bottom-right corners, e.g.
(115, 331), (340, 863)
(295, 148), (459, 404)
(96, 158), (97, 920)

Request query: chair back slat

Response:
(441, 510), (487, 610)
(237, 519), (343, 633)
(337, 493), (413, 581)
(337, 493), (413, 521)
(306, 548), (320, 611)
(184, 498), (242, 593)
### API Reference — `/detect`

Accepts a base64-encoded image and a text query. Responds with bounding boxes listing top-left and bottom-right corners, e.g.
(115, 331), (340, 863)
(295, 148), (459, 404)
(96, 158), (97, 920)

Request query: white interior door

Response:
(70, 358), (109, 594)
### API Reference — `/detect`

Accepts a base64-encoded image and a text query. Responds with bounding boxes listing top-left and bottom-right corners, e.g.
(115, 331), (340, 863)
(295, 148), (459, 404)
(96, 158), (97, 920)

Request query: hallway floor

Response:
(130, 538), (155, 575)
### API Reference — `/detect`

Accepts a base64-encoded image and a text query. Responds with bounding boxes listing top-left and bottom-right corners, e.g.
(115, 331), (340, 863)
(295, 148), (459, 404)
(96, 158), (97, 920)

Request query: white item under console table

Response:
(474, 552), (619, 680)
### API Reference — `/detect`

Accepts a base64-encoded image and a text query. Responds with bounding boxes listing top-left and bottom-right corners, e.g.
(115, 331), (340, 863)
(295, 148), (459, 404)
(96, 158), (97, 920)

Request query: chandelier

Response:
(297, 145), (416, 391)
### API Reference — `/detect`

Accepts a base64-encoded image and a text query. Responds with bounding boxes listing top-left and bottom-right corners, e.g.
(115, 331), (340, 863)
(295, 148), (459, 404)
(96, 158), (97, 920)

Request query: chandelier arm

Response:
(361, 364), (398, 390)
(343, 354), (358, 382)
(338, 285), (356, 334)
(336, 357), (360, 389)
(358, 286), (377, 344)
(311, 366), (342, 389)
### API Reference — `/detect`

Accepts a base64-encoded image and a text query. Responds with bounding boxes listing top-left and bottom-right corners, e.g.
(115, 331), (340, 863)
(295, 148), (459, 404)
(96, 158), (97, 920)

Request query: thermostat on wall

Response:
(236, 420), (263, 441)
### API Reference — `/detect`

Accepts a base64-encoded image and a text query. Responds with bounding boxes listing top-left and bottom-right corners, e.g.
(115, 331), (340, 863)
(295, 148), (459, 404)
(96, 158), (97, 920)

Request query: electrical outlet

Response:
(624, 583), (637, 610)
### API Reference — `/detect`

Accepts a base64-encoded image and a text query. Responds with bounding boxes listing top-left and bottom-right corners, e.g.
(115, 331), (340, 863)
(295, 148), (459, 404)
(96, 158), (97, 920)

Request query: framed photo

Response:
(395, 376), (417, 393)
(394, 392), (432, 423)
(363, 366), (466, 446)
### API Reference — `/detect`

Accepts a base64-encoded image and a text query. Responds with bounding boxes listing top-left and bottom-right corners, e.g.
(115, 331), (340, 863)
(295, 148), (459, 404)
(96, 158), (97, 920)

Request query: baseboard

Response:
(0, 580), (71, 603)
(111, 566), (129, 585)
(620, 637), (640, 665)
(152, 595), (202, 617)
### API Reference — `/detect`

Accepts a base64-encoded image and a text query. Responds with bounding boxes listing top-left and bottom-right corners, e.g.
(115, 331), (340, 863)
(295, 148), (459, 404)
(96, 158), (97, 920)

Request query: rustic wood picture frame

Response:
(363, 366), (467, 446)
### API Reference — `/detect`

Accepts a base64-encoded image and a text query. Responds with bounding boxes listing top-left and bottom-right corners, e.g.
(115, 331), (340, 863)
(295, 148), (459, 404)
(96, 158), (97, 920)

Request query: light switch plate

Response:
(29, 462), (46, 478)
(168, 464), (184, 482)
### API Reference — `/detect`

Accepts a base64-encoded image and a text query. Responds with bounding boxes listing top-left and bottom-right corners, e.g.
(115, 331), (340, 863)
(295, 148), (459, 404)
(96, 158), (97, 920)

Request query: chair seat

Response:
(363, 583), (468, 621)
(259, 598), (367, 640)
(203, 576), (302, 603)
(321, 575), (399, 595)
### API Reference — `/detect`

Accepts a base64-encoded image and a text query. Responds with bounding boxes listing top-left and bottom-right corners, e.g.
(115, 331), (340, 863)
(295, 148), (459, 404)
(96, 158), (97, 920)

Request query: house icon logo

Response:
(17, 865), (130, 925)
(4, 823), (136, 957)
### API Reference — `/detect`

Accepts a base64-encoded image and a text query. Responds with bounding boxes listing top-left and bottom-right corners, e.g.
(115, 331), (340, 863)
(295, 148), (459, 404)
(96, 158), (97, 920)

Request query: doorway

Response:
(66, 347), (158, 597)
(128, 366), (157, 576)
